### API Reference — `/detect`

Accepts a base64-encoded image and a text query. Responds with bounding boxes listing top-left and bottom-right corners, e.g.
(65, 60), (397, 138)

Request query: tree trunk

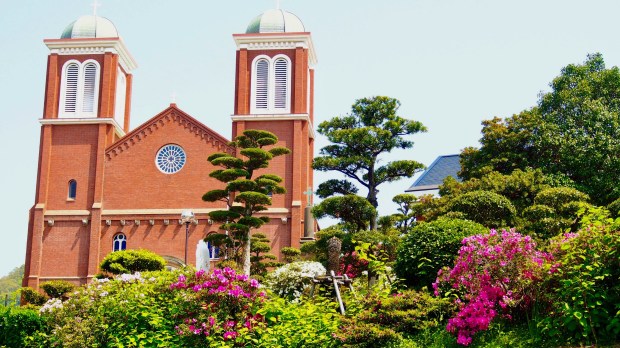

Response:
(242, 232), (251, 275)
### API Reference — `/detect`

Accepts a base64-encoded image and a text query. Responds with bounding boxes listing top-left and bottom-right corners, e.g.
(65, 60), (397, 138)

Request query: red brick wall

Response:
(47, 124), (100, 210)
(103, 113), (228, 210)
(40, 221), (90, 279)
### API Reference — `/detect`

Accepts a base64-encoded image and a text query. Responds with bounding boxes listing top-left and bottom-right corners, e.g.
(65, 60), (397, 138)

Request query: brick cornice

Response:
(105, 104), (234, 160)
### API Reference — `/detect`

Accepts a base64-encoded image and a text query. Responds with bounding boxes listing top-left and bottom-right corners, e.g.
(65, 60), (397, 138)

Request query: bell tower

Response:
(232, 8), (317, 248)
(23, 14), (137, 288)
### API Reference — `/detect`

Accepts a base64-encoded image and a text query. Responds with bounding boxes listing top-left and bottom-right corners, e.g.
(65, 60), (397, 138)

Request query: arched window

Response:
(273, 58), (289, 110)
(113, 233), (127, 252)
(114, 67), (127, 128)
(81, 62), (98, 113)
(207, 240), (220, 259)
(59, 60), (100, 118)
(251, 55), (291, 114)
(252, 58), (270, 112)
(67, 180), (77, 200)
(62, 63), (79, 114)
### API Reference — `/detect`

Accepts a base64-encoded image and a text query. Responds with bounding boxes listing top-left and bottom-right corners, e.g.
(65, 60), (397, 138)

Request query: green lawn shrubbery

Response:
(99, 249), (166, 275)
(394, 218), (487, 289)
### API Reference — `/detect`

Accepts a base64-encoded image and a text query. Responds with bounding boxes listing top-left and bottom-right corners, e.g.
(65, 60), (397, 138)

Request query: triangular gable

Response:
(105, 104), (234, 160)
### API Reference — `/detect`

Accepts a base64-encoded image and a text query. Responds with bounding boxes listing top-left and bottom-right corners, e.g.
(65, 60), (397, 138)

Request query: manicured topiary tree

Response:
(202, 129), (289, 275)
(448, 190), (516, 228)
(99, 249), (166, 275)
(394, 218), (487, 289)
(40, 280), (75, 300)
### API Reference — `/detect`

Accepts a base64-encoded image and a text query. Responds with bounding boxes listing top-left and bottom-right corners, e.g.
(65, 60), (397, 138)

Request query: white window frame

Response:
(113, 233), (127, 252)
(59, 59), (101, 118)
(114, 67), (127, 127)
(250, 54), (291, 114)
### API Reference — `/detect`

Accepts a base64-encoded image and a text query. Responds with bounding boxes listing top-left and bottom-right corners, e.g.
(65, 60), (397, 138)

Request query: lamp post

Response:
(180, 210), (196, 265)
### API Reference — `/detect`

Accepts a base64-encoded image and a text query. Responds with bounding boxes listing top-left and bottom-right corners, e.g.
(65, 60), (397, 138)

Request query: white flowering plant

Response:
(265, 261), (326, 301)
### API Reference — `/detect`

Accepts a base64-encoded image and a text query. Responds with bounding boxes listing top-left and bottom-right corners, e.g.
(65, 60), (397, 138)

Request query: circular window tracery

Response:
(156, 144), (186, 174)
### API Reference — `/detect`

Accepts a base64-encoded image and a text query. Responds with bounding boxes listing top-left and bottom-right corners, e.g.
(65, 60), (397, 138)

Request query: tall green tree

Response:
(202, 130), (289, 275)
(461, 54), (620, 205)
(313, 96), (427, 229)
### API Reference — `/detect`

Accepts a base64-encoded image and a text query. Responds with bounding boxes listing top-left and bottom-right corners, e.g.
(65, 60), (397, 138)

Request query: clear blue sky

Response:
(2, 0), (620, 276)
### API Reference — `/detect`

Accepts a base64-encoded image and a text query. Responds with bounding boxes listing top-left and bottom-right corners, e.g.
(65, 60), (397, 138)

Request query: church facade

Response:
(23, 9), (316, 288)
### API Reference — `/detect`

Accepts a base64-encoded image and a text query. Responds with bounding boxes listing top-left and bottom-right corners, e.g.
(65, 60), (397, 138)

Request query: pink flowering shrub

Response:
(433, 229), (551, 346)
(170, 267), (266, 345)
(339, 251), (368, 278)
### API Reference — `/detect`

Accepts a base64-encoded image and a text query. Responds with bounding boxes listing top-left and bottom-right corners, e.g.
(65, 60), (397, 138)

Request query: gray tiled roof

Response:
(406, 154), (461, 192)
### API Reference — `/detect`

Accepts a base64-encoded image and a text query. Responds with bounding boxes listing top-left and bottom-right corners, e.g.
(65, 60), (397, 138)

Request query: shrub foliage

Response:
(395, 218), (487, 289)
(99, 249), (166, 275)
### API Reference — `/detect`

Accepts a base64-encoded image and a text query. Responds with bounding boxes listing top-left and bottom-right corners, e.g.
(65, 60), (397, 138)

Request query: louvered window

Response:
(63, 64), (79, 113)
(59, 60), (100, 118)
(82, 63), (97, 113)
(114, 68), (127, 127)
(251, 56), (291, 114)
(274, 58), (288, 109)
(255, 59), (269, 110)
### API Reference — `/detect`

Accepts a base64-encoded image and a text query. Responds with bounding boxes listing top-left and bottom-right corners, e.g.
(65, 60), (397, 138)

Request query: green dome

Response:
(61, 15), (119, 39)
(246, 9), (305, 34)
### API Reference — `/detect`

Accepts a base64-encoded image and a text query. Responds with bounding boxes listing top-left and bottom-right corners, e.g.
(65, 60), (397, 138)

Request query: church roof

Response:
(246, 9), (305, 33)
(61, 15), (119, 39)
(105, 104), (234, 160)
(406, 154), (462, 192)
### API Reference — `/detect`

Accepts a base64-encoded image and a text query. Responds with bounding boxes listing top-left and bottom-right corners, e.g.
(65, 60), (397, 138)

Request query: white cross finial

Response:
(91, 0), (101, 16)
(276, 0), (281, 9)
(303, 187), (313, 205)
(171, 91), (177, 104)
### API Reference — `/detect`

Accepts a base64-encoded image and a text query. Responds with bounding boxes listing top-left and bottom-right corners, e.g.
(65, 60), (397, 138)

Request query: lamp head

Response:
(181, 210), (195, 224)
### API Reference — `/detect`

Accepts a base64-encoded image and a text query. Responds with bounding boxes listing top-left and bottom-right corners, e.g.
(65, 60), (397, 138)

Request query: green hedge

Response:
(395, 218), (488, 289)
(448, 190), (516, 228)
(0, 306), (48, 347)
(99, 249), (166, 275)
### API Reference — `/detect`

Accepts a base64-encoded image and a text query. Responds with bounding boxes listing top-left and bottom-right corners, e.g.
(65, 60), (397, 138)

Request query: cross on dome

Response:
(91, 0), (101, 16)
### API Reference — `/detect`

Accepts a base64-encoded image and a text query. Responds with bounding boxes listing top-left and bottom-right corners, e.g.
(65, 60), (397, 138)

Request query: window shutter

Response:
(255, 59), (269, 110)
(63, 64), (79, 113)
(274, 58), (288, 109)
(82, 63), (98, 113)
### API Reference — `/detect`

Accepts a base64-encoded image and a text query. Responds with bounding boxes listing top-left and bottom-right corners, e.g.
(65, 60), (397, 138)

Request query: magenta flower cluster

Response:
(170, 267), (265, 342)
(433, 229), (551, 346)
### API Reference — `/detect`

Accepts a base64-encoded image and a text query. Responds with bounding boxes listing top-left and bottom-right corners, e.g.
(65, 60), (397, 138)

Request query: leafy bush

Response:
(250, 233), (281, 280)
(537, 206), (620, 345)
(335, 290), (454, 347)
(39, 280), (75, 299)
(434, 229), (551, 346)
(608, 197), (620, 218)
(19, 287), (47, 306)
(169, 267), (265, 346)
(99, 249), (166, 275)
(522, 187), (590, 238)
(395, 218), (487, 289)
(256, 296), (341, 347)
(448, 191), (516, 228)
(265, 261), (326, 301)
(339, 251), (368, 279)
(280, 247), (301, 263)
(0, 306), (48, 347)
(40, 271), (186, 347)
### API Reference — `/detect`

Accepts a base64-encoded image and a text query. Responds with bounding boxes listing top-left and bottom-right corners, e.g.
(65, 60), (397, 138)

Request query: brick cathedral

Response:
(23, 8), (317, 289)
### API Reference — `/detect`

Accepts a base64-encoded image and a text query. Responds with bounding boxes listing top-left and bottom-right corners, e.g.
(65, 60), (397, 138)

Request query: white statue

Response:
(196, 240), (211, 272)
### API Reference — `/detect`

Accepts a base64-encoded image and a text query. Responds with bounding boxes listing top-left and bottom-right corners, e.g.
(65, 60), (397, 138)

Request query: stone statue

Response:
(196, 240), (210, 272)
